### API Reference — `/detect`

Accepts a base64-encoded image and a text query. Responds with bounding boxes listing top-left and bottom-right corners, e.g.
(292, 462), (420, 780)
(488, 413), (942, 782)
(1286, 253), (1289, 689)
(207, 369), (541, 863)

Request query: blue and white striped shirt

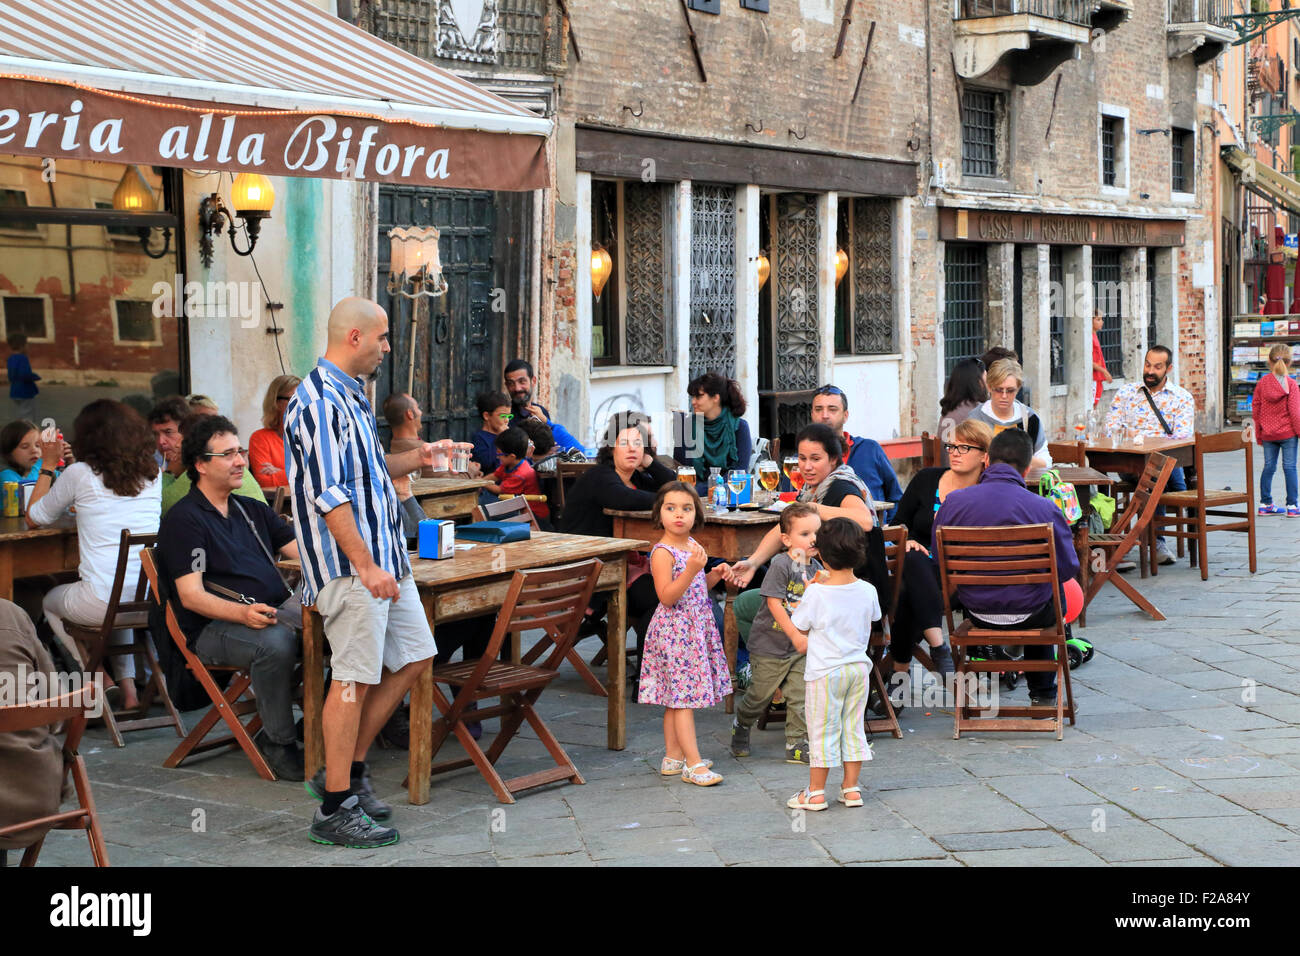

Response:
(285, 357), (410, 604)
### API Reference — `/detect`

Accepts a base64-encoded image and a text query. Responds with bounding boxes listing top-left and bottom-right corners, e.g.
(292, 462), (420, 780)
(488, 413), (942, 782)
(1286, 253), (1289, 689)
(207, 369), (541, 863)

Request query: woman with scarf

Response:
(729, 425), (888, 605)
(675, 372), (752, 488)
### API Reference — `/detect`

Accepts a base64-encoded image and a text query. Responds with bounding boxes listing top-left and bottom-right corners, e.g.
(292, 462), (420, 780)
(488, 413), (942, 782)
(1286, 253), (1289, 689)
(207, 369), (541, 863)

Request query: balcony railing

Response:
(956, 0), (1094, 27)
(1167, 0), (1233, 30)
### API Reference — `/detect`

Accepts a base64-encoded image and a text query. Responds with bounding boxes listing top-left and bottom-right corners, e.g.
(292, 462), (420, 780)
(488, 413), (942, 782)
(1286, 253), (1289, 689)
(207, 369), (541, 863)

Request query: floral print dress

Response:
(637, 541), (732, 709)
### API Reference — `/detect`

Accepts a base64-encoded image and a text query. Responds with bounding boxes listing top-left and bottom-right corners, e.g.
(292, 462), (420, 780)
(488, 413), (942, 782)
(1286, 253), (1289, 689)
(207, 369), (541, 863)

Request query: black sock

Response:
(321, 788), (350, 816)
(350, 760), (367, 779)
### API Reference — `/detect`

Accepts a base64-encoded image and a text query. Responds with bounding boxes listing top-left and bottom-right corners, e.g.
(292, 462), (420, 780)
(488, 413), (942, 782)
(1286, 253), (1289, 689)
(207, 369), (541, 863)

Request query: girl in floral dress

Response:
(638, 482), (733, 786)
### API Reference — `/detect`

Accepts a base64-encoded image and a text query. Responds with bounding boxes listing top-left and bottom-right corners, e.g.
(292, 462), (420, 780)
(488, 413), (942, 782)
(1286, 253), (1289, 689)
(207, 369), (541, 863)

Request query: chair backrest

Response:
(471, 560), (603, 680)
(81, 531), (157, 648)
(1191, 430), (1254, 504)
(879, 524), (907, 622)
(139, 547), (197, 656)
(1047, 440), (1086, 465)
(473, 495), (539, 530)
(0, 688), (93, 755)
(270, 486), (290, 516)
(921, 431), (942, 468)
(554, 460), (595, 515)
(1110, 452), (1175, 536)
(934, 523), (1062, 634)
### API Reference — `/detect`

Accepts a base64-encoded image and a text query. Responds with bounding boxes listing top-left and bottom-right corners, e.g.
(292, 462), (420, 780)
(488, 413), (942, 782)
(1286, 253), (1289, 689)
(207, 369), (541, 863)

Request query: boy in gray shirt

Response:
(731, 503), (822, 764)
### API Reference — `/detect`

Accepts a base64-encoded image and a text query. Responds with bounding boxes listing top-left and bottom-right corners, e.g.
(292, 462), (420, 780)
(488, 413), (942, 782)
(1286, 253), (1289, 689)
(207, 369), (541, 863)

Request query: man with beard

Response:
(1101, 345), (1193, 565)
(502, 359), (583, 452)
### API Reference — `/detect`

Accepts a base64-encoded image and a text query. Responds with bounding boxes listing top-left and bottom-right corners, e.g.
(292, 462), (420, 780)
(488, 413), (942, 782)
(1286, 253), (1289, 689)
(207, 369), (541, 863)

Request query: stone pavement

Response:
(30, 450), (1300, 867)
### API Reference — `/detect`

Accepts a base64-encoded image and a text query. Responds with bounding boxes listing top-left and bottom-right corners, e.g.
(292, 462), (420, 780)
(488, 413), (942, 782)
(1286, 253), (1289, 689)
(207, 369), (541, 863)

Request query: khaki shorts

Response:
(316, 574), (436, 685)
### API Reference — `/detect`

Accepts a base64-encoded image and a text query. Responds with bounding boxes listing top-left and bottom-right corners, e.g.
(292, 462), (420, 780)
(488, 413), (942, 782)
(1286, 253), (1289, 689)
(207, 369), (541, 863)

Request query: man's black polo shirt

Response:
(158, 485), (294, 640)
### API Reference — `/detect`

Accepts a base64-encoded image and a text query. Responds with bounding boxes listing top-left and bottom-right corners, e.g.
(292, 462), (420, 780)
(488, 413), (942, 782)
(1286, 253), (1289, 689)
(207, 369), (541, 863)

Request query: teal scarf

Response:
(693, 408), (739, 481)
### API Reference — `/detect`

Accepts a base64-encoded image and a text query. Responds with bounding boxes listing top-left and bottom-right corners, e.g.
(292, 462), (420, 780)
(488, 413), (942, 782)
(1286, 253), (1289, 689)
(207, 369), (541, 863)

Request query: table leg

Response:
(302, 608), (325, 781)
(606, 581), (626, 751)
(409, 657), (433, 806)
(723, 583), (738, 714)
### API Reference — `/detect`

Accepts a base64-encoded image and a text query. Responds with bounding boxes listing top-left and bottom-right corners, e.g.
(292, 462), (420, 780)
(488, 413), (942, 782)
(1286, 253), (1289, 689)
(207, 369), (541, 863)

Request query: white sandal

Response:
(786, 788), (828, 811)
(660, 756), (712, 776)
(680, 762), (724, 786)
(839, 786), (864, 807)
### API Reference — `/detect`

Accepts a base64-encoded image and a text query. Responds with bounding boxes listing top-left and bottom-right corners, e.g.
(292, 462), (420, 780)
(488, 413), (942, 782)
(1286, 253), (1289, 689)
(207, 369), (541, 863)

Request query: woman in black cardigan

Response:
(560, 412), (675, 621)
(889, 419), (993, 677)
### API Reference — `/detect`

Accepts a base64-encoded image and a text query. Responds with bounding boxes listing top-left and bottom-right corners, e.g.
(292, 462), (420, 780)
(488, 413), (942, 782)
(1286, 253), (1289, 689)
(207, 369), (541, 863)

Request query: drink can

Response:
(3, 481), (18, 517)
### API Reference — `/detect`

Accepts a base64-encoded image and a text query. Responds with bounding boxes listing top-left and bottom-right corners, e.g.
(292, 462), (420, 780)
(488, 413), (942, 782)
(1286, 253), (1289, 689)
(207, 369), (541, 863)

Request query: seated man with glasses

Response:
(157, 415), (304, 781)
(158, 404), (268, 516)
(810, 384), (903, 518)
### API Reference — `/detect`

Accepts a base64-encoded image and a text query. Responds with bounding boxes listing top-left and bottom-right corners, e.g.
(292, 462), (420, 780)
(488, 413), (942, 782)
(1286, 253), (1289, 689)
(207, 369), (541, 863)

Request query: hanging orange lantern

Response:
(591, 244), (613, 300)
(756, 252), (771, 290)
(835, 247), (849, 285)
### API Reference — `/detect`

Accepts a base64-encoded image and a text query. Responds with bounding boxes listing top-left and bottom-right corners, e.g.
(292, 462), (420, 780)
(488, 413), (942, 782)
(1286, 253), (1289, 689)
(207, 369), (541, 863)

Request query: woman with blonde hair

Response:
(967, 358), (1051, 469)
(249, 374), (302, 490)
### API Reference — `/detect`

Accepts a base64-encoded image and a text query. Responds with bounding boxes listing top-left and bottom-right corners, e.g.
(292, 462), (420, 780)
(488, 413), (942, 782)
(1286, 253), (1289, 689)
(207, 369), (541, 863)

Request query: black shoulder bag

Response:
(1140, 387), (1174, 436)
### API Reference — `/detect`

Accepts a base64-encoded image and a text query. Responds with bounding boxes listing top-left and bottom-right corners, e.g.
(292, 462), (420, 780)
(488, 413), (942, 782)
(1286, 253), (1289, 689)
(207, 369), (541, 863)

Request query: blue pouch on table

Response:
(454, 521), (532, 544)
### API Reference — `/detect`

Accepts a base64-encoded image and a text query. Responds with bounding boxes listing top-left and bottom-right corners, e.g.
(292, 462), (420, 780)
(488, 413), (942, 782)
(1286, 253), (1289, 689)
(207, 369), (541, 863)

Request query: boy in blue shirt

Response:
(7, 334), (39, 421)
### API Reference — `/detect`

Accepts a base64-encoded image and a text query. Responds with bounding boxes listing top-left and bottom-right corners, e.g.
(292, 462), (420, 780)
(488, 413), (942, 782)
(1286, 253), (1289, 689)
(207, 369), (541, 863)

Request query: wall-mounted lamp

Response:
(756, 252), (770, 289)
(111, 165), (171, 259)
(591, 243), (613, 300)
(387, 226), (448, 299)
(197, 173), (275, 267)
(835, 247), (849, 285)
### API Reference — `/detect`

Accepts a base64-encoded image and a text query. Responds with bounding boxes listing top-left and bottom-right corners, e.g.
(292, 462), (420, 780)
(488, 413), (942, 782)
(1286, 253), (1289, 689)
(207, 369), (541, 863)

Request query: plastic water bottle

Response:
(709, 467), (727, 514)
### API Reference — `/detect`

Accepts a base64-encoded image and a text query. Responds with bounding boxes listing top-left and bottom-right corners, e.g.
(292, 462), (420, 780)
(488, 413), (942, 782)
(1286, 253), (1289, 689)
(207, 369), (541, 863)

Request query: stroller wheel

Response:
(999, 671), (1019, 692)
(1067, 645), (1083, 669)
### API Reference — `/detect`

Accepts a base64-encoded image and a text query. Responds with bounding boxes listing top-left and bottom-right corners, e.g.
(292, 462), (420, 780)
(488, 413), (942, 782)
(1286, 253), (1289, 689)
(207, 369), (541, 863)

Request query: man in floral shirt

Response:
(1101, 345), (1193, 565)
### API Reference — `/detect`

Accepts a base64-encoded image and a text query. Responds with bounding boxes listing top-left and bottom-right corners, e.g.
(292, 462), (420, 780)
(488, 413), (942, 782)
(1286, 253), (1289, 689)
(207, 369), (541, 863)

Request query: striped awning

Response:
(0, 0), (550, 191)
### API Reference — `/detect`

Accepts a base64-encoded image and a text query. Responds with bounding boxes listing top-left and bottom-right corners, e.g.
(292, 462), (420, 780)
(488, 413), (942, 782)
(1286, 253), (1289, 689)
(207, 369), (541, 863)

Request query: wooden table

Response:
(1028, 465), (1116, 488)
(286, 531), (648, 805)
(607, 507), (778, 713)
(0, 516), (79, 600)
(410, 476), (490, 521)
(1084, 436), (1194, 476)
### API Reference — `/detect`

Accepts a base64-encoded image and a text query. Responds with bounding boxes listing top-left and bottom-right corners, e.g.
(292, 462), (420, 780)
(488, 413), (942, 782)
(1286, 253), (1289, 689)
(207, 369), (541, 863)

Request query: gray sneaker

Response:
(729, 720), (751, 757)
(785, 740), (810, 764)
(305, 764), (392, 822)
(309, 795), (399, 848)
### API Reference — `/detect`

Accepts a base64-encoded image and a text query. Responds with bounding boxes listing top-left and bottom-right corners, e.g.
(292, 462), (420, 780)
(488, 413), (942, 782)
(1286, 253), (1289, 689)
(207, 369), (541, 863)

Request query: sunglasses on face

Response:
(498, 413), (513, 421)
(814, 385), (846, 397)
(943, 443), (985, 456)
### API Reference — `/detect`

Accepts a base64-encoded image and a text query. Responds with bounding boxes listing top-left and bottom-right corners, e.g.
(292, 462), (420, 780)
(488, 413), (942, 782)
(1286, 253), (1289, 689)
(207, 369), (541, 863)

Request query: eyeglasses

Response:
(943, 443), (985, 456)
(814, 385), (846, 397)
(990, 386), (1019, 396)
(202, 447), (248, 460)
(498, 413), (513, 421)
(276, 395), (292, 403)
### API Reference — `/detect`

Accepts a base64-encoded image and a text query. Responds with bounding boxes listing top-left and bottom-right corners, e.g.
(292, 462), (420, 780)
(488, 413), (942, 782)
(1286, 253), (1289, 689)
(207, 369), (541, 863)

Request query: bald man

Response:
(285, 297), (448, 848)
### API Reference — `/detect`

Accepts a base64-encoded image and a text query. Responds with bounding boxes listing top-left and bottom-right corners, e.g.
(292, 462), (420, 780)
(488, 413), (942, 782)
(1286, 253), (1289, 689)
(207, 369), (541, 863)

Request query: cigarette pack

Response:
(1261, 321), (1276, 336)
(1232, 347), (1256, 362)
(1236, 323), (1261, 338)
(417, 519), (455, 560)
(1290, 321), (1300, 334)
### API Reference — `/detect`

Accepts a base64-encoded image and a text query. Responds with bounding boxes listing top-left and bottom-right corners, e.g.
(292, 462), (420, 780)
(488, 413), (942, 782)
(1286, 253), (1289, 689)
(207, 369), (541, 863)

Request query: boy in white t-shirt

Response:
(784, 517), (881, 811)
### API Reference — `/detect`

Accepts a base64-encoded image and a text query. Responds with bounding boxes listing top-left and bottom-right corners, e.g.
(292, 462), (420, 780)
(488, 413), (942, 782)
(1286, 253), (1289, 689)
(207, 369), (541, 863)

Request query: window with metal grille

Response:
(1101, 116), (1119, 187)
(591, 180), (619, 365)
(500, 0), (546, 72)
(834, 198), (896, 355)
(1049, 248), (1066, 387)
(1145, 248), (1158, 350)
(962, 90), (999, 177)
(1171, 128), (1193, 193)
(944, 244), (987, 375)
(1, 296), (49, 341)
(1092, 249), (1124, 373)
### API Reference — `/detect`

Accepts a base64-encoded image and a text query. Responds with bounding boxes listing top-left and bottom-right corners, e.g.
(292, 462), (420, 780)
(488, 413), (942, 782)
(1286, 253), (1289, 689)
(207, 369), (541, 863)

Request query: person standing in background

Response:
(6, 334), (39, 421)
(1091, 313), (1112, 407)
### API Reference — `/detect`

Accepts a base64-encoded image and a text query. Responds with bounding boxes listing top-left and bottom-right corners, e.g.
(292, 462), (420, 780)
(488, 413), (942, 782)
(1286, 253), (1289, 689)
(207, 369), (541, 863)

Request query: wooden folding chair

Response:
(427, 559), (603, 804)
(1155, 431), (1257, 581)
(935, 523), (1075, 739)
(472, 494), (541, 530)
(1047, 440), (1086, 465)
(0, 689), (109, 866)
(1084, 453), (1175, 620)
(270, 486), (292, 518)
(138, 548), (277, 781)
(553, 460), (595, 522)
(865, 525), (907, 739)
(63, 530), (185, 748)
